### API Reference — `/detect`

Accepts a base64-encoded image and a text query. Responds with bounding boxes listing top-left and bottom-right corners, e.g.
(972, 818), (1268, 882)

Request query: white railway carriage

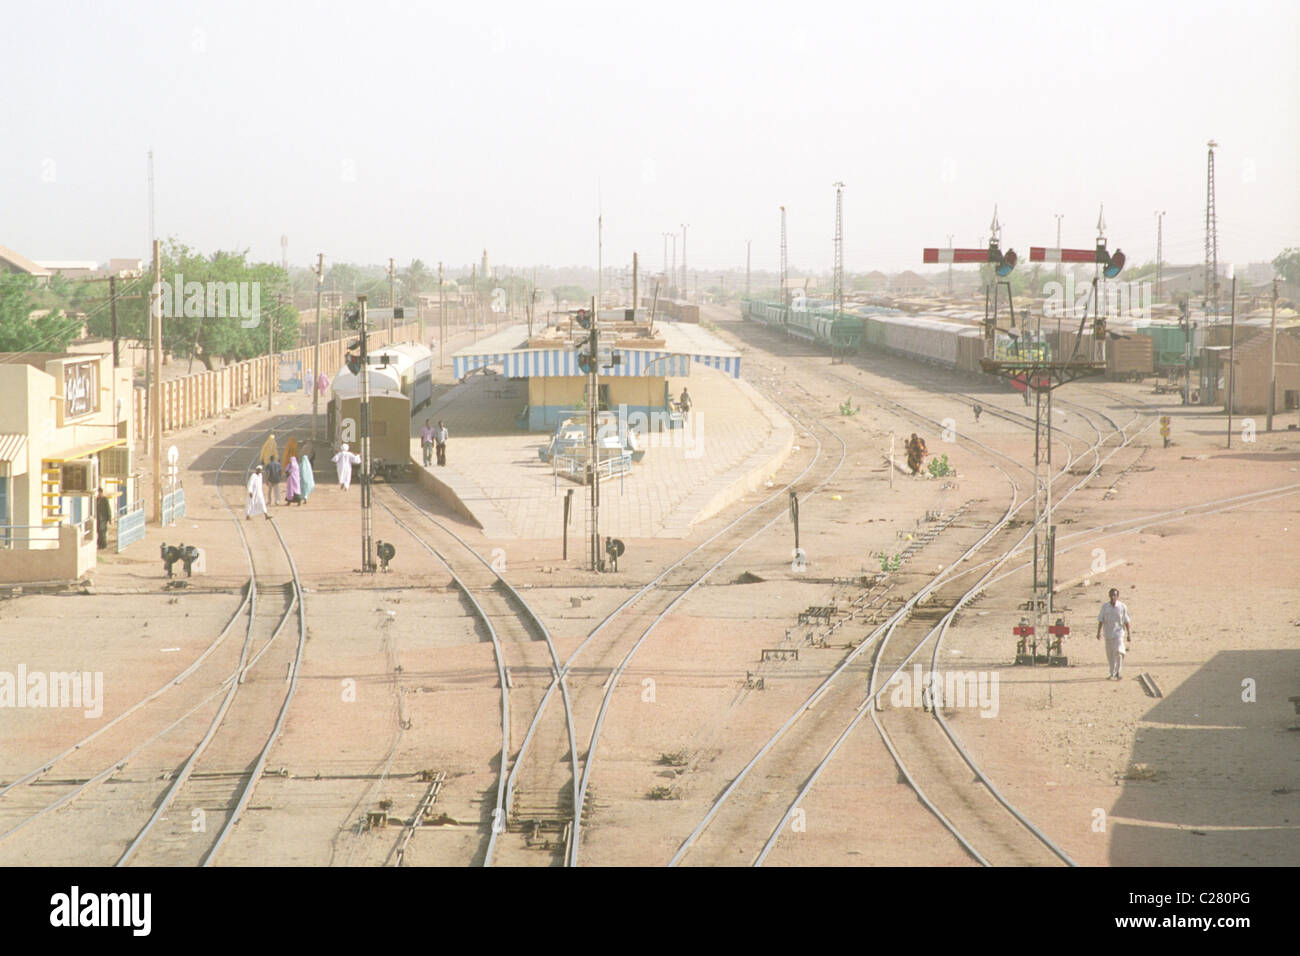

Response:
(372, 343), (433, 412)
(326, 342), (433, 480)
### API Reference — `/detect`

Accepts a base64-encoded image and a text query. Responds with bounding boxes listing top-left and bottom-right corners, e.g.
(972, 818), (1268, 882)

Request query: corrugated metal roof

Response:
(0, 433), (28, 462)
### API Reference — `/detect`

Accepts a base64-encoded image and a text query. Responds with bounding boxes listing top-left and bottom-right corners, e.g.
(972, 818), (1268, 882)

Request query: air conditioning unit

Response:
(100, 445), (131, 480)
(60, 459), (97, 494)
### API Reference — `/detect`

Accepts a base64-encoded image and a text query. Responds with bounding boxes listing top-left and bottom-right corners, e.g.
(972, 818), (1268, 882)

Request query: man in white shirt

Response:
(434, 421), (449, 467)
(1095, 588), (1133, 680)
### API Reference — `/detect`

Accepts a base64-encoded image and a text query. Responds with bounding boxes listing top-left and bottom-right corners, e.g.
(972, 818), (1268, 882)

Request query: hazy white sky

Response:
(3, 0), (1297, 276)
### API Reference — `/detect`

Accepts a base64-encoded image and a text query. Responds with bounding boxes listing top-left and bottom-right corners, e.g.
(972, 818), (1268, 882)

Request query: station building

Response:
(451, 319), (741, 432)
(0, 349), (135, 582)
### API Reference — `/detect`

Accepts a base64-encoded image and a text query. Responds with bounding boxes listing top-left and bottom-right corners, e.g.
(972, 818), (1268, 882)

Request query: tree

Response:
(0, 272), (82, 353)
(85, 241), (298, 371)
(1273, 248), (1300, 285)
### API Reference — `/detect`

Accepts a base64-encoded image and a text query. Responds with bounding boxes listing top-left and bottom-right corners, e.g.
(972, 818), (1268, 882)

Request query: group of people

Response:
(245, 434), (317, 520)
(419, 420), (450, 467)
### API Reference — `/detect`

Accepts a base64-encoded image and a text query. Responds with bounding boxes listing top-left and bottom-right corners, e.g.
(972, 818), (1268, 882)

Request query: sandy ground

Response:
(1, 306), (1296, 867)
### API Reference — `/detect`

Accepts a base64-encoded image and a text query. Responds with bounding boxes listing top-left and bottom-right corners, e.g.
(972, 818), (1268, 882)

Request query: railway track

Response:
(0, 420), (309, 866)
(373, 486), (580, 867)
(661, 308), (1139, 865)
(116, 421), (311, 866)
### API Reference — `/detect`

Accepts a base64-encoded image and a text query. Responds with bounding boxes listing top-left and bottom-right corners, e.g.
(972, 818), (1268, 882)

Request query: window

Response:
(1285, 390), (1299, 411)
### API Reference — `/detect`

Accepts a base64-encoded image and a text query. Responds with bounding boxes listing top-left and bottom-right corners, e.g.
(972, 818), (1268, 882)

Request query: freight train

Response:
(327, 342), (433, 480)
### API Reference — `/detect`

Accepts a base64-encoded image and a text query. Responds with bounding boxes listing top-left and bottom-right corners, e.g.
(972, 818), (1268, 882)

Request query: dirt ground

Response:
(1, 310), (1296, 867)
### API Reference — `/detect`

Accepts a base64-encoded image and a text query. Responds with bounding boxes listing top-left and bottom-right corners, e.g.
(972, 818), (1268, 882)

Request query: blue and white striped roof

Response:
(452, 348), (740, 379)
(451, 324), (741, 380)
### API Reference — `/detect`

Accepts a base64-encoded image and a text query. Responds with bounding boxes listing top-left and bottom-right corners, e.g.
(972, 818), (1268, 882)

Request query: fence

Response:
(132, 327), (403, 443)
(117, 505), (146, 552)
(161, 488), (186, 527)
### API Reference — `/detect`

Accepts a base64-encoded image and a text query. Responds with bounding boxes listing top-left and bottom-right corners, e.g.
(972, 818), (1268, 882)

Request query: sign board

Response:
(62, 359), (100, 420)
(278, 357), (304, 393)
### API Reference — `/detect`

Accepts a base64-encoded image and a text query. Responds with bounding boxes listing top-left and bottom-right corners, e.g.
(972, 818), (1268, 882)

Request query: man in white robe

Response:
(332, 443), (361, 491)
(246, 465), (269, 520)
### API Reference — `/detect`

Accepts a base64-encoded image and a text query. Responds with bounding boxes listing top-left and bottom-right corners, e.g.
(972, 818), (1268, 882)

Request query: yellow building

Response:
(0, 350), (135, 583)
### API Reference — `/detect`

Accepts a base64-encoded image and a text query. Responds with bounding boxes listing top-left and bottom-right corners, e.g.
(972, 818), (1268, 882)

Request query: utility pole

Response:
(1226, 270), (1237, 448)
(357, 295), (375, 572)
(947, 234), (954, 295)
(388, 258), (397, 342)
(268, 294), (280, 412)
(632, 252), (638, 317)
(1155, 211), (1165, 302)
(1205, 140), (1220, 323)
(1268, 276), (1279, 431)
(670, 233), (677, 297)
(680, 223), (689, 301)
(1054, 214), (1063, 282)
(470, 264), (477, 344)
(438, 261), (445, 368)
(745, 239), (751, 300)
(779, 205), (788, 318)
(312, 253), (324, 442)
(832, 182), (845, 325)
(150, 240), (162, 524)
(109, 275), (120, 368)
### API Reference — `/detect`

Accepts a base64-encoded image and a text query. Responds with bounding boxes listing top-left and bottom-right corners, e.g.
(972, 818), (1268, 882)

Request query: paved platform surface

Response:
(411, 368), (793, 539)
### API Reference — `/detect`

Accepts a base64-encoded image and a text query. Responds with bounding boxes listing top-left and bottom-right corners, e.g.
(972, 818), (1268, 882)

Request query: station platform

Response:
(409, 369), (793, 539)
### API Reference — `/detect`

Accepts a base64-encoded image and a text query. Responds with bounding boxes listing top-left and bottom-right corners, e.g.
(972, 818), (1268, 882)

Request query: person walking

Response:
(679, 387), (693, 416)
(906, 433), (928, 475)
(332, 443), (361, 491)
(284, 455), (302, 505)
(298, 451), (315, 504)
(1095, 587), (1133, 680)
(420, 419), (435, 467)
(265, 455), (284, 505)
(434, 420), (449, 467)
(95, 487), (113, 550)
(246, 465), (269, 520)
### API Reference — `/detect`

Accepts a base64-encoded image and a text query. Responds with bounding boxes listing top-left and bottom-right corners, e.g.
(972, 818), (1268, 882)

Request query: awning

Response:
(453, 348), (738, 380)
(0, 433), (27, 463)
(42, 437), (126, 462)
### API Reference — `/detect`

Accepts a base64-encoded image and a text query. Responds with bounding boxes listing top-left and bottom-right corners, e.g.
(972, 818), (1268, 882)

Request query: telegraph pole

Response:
(1155, 210), (1165, 302)
(438, 261), (445, 367)
(150, 240), (162, 524)
(1268, 276), (1279, 431)
(632, 252), (638, 317)
(312, 252), (324, 442)
(109, 274), (120, 368)
(680, 223), (689, 300)
(1226, 270), (1237, 448)
(947, 234), (954, 294)
(1054, 214), (1063, 282)
(470, 265), (477, 344)
(745, 239), (751, 300)
(358, 295), (375, 572)
(388, 258), (397, 342)
(268, 294), (280, 412)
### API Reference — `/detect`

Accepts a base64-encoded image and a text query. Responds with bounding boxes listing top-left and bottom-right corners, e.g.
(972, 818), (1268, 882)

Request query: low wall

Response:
(0, 523), (96, 584)
(412, 454), (484, 529)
